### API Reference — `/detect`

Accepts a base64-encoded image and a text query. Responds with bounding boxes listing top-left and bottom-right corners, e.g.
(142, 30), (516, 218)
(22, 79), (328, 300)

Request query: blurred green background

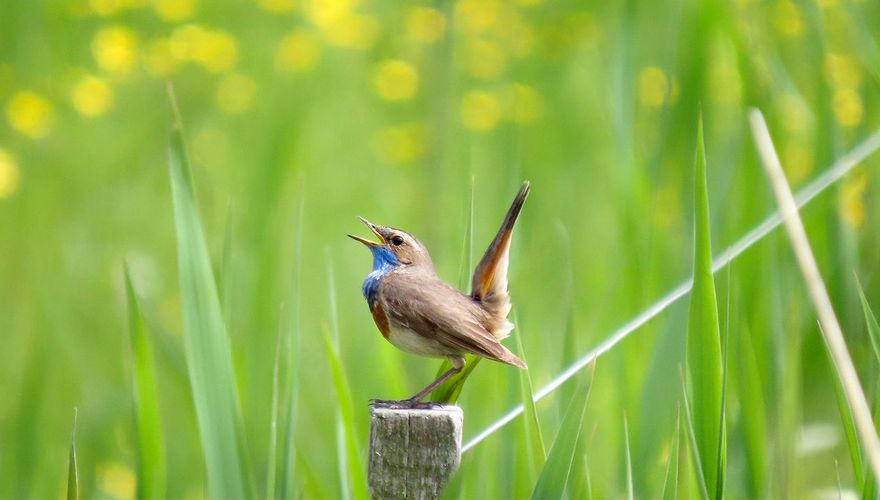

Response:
(2, 0), (880, 497)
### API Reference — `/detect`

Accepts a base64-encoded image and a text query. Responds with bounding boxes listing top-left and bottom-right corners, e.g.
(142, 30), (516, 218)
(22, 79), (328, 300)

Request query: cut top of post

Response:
(368, 405), (463, 500)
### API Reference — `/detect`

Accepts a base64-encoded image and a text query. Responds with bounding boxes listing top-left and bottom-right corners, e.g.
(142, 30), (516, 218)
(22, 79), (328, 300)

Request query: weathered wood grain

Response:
(368, 405), (463, 500)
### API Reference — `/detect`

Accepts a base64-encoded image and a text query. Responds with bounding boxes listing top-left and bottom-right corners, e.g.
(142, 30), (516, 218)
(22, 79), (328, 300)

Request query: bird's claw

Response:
(369, 399), (444, 410)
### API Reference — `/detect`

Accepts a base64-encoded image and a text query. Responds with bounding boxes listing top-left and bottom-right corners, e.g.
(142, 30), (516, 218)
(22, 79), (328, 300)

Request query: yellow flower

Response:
(152, 0), (198, 21)
(464, 40), (506, 80)
(196, 30), (239, 73)
(637, 66), (668, 108)
(92, 26), (139, 76)
(456, 0), (501, 33)
(781, 142), (814, 184)
(143, 38), (182, 77)
(6, 91), (54, 139)
(838, 170), (868, 228)
(215, 73), (257, 114)
(371, 123), (426, 165)
(275, 30), (321, 73)
(97, 463), (135, 499)
(71, 75), (114, 117)
(774, 93), (811, 134)
(832, 87), (863, 128)
(0, 149), (21, 199)
(406, 7), (446, 44)
(306, 0), (354, 28)
(322, 13), (379, 50)
(823, 53), (862, 89)
(372, 60), (419, 102)
(257, 0), (296, 13)
(170, 25), (238, 73)
(505, 84), (543, 125)
(773, 2), (804, 38)
(460, 90), (501, 132)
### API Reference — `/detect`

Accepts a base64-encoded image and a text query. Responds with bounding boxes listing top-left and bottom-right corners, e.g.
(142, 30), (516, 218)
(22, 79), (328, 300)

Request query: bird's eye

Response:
(391, 235), (404, 246)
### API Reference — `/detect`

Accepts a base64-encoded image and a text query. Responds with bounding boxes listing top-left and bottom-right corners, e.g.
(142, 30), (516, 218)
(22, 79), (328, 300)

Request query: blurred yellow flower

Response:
(465, 40), (506, 80)
(456, 0), (501, 33)
(322, 13), (379, 50)
(97, 463), (135, 499)
(257, 0), (296, 14)
(782, 142), (814, 184)
(6, 91), (54, 139)
(406, 7), (446, 44)
(152, 0), (197, 21)
(216, 73), (257, 114)
(460, 90), (501, 132)
(505, 83), (543, 125)
(170, 25), (238, 73)
(371, 123), (426, 165)
(306, 0), (354, 29)
(70, 75), (114, 117)
(514, 0), (543, 5)
(823, 53), (862, 89)
(839, 170), (868, 227)
(373, 60), (419, 102)
(773, 2), (804, 38)
(774, 93), (811, 134)
(275, 30), (321, 72)
(637, 66), (668, 108)
(143, 38), (182, 77)
(832, 87), (863, 127)
(92, 26), (139, 76)
(0, 149), (21, 199)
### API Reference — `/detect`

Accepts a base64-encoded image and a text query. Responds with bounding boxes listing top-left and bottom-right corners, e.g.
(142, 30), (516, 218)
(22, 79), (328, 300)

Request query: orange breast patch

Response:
(371, 303), (391, 339)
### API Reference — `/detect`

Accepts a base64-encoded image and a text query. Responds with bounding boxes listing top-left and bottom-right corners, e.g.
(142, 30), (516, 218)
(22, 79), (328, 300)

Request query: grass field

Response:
(2, 0), (880, 498)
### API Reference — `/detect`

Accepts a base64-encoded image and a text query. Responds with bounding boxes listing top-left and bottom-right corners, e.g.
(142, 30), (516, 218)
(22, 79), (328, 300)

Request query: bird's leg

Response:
(405, 355), (465, 404)
(370, 356), (465, 409)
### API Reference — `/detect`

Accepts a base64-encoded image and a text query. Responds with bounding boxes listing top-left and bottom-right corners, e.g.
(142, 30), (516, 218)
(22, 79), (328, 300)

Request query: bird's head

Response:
(348, 217), (433, 270)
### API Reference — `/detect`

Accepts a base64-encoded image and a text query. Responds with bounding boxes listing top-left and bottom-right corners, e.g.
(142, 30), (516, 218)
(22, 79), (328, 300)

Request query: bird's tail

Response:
(471, 181), (530, 339)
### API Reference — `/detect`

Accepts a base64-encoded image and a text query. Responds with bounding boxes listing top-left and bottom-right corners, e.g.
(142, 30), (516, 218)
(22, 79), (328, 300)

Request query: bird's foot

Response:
(369, 398), (444, 410)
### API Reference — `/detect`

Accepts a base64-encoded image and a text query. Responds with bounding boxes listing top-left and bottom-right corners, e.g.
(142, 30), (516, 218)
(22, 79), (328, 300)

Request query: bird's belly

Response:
(386, 324), (451, 358)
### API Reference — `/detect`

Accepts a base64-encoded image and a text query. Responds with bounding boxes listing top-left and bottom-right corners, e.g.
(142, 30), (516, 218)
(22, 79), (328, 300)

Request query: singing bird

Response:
(349, 181), (530, 407)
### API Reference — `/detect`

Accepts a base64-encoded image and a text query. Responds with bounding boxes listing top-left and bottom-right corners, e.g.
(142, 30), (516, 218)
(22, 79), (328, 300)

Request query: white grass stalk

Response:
(462, 125), (880, 454)
(748, 109), (880, 483)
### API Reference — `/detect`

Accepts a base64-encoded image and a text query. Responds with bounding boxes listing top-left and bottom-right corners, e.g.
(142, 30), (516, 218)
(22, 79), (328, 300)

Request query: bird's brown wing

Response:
(381, 273), (526, 368)
(470, 181), (530, 338)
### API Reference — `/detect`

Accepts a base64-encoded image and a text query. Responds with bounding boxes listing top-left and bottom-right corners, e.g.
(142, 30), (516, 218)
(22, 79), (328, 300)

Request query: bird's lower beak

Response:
(347, 217), (385, 247)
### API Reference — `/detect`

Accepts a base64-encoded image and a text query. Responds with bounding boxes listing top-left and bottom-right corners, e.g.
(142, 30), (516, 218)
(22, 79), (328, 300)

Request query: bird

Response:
(348, 181), (530, 407)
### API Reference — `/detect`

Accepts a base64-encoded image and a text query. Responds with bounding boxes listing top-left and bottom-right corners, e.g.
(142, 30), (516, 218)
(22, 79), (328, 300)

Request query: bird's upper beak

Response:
(347, 217), (386, 247)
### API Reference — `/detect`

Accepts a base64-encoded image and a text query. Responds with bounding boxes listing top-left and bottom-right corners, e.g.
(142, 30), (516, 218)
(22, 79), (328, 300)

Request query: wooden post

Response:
(368, 405), (463, 499)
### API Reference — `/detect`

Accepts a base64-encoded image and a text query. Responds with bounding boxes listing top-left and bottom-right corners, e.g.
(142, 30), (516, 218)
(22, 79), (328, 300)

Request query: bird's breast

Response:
(370, 302), (391, 339)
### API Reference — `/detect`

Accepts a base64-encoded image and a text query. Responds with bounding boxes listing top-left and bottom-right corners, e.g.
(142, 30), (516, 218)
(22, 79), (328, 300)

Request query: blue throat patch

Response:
(362, 245), (399, 308)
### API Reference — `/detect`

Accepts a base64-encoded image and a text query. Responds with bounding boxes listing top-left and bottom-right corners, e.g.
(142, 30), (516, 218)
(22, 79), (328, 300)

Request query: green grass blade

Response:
(624, 414), (634, 500)
(124, 266), (166, 500)
(680, 367), (710, 500)
(322, 325), (369, 500)
(67, 408), (78, 500)
(166, 86), (253, 498)
(279, 195), (304, 500)
(685, 114), (725, 498)
(266, 307), (284, 500)
(856, 277), (880, 364)
(531, 363), (595, 500)
(514, 312), (546, 481)
(661, 405), (681, 500)
(819, 320), (865, 490)
(857, 277), (880, 499)
(324, 261), (368, 500)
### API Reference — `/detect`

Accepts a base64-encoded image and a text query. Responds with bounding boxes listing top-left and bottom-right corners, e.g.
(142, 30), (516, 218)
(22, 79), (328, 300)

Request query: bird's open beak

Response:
(347, 216), (386, 247)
